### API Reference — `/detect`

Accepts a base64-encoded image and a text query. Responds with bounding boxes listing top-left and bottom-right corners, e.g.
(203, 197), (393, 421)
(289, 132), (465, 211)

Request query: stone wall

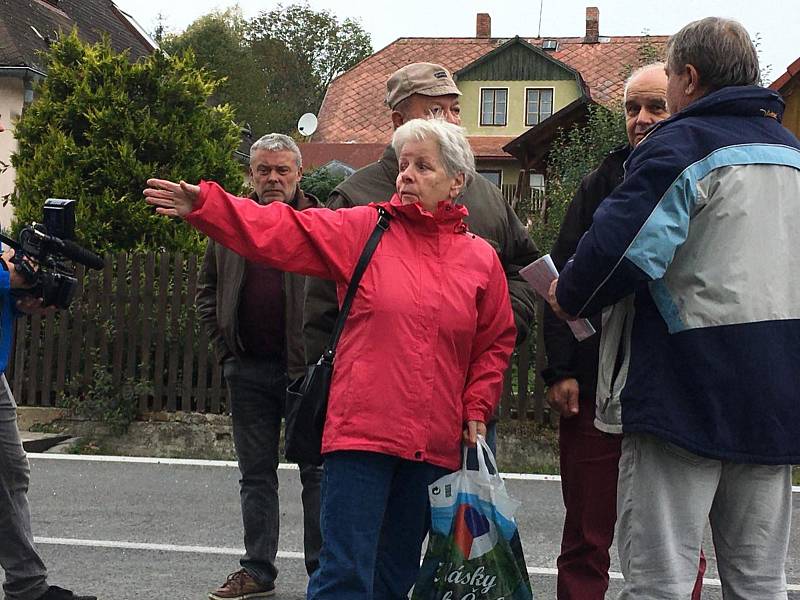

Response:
(18, 408), (559, 473)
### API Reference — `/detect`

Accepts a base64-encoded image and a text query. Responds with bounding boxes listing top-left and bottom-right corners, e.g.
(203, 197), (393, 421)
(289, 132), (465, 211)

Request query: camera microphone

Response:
(56, 239), (105, 270)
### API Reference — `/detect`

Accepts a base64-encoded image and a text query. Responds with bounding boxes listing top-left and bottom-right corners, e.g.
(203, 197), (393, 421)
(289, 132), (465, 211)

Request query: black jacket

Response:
(541, 146), (630, 399)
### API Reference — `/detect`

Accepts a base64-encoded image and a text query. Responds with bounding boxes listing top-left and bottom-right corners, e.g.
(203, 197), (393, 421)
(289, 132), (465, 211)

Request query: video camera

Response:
(0, 199), (104, 309)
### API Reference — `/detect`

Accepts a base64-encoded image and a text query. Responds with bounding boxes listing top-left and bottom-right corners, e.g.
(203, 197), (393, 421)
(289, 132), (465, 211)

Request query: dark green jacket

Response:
(303, 144), (538, 363)
(196, 185), (320, 380)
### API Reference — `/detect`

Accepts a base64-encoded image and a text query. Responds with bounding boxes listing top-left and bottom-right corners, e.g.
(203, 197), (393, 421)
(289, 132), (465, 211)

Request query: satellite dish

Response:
(298, 113), (318, 136)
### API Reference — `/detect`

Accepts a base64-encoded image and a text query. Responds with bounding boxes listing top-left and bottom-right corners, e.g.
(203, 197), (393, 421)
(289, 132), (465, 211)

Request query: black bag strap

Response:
(322, 206), (391, 361)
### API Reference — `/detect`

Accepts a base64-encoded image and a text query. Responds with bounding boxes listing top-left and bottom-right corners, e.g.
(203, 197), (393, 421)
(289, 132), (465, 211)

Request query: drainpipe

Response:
(0, 67), (46, 111)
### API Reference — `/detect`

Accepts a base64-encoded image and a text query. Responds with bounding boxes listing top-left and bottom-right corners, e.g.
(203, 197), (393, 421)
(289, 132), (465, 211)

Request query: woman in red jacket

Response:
(145, 118), (516, 599)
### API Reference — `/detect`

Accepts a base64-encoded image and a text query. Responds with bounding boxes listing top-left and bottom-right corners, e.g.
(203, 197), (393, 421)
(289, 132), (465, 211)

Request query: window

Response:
(529, 173), (545, 194)
(480, 88), (508, 126)
(526, 88), (554, 126)
(478, 170), (502, 187)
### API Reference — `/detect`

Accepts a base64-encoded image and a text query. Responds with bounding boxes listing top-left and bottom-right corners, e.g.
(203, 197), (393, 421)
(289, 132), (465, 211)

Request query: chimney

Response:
(476, 13), (491, 39)
(584, 7), (599, 44)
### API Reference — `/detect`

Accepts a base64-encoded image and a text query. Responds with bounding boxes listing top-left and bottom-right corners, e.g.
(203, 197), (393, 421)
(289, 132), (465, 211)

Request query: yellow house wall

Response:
(475, 161), (522, 188)
(459, 79), (581, 137)
(781, 80), (800, 139)
(0, 78), (23, 230)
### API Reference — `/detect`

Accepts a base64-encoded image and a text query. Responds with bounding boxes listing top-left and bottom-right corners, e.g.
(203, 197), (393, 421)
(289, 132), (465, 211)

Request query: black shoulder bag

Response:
(285, 207), (392, 466)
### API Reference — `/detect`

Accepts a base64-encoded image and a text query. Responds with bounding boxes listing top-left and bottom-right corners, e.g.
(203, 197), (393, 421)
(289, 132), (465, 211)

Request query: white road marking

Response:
(28, 453), (800, 492)
(28, 453), (242, 468)
(33, 536), (800, 591)
(35, 536), (302, 558)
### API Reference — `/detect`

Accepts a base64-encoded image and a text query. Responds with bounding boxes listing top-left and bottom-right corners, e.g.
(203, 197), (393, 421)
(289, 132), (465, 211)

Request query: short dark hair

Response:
(666, 17), (760, 91)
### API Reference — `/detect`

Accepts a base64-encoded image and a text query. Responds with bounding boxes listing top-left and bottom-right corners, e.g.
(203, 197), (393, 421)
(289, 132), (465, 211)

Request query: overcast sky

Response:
(114, 0), (798, 86)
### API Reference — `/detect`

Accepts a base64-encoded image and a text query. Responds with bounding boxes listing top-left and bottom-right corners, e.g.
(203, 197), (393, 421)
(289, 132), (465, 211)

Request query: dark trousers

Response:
(0, 375), (49, 600)
(225, 357), (322, 583)
(557, 395), (623, 599)
(557, 394), (705, 599)
(307, 451), (450, 600)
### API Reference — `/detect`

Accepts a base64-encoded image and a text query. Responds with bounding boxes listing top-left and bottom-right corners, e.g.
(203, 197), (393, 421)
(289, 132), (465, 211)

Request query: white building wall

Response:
(0, 77), (23, 231)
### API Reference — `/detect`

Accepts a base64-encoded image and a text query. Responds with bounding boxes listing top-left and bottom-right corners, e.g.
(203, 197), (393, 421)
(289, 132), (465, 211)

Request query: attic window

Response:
(542, 39), (558, 51)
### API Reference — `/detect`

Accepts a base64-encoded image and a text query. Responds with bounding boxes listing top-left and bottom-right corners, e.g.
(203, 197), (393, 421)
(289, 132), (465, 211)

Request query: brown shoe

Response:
(208, 569), (275, 600)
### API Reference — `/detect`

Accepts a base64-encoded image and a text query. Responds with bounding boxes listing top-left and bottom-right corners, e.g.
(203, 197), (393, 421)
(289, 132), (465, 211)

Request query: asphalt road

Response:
(24, 454), (800, 600)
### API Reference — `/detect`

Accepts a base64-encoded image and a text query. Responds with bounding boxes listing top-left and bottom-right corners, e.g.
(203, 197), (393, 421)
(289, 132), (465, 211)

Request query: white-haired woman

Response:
(144, 118), (515, 599)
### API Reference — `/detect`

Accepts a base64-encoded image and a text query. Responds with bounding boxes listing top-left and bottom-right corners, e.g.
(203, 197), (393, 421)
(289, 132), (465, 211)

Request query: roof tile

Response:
(770, 55), (800, 93)
(0, 0), (155, 71)
(298, 142), (385, 170)
(314, 35), (667, 143)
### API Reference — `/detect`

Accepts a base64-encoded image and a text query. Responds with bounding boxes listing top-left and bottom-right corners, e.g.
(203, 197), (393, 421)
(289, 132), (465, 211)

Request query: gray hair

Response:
(250, 133), (302, 168)
(666, 17), (759, 91)
(623, 62), (666, 101)
(391, 118), (476, 187)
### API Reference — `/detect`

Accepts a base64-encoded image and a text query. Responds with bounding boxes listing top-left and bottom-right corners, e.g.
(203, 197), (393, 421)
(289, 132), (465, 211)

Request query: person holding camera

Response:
(0, 115), (96, 600)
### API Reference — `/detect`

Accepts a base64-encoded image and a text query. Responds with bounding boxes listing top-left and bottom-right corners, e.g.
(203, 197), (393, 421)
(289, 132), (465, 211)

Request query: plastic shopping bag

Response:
(412, 436), (534, 600)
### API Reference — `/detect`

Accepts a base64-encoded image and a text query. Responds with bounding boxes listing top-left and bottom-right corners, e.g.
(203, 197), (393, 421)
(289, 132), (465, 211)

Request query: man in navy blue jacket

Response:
(548, 17), (800, 599)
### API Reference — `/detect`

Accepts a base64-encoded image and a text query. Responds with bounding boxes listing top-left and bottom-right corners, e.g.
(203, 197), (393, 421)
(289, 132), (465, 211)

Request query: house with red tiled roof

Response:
(0, 0), (157, 227)
(771, 56), (800, 138)
(310, 7), (667, 194)
(298, 142), (386, 173)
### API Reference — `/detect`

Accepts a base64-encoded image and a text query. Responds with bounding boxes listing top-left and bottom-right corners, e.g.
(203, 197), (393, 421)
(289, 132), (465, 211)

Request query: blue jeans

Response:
(225, 357), (322, 583)
(307, 451), (450, 600)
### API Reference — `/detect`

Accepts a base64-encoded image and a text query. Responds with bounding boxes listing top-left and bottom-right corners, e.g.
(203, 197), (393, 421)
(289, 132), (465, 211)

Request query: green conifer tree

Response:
(11, 31), (242, 255)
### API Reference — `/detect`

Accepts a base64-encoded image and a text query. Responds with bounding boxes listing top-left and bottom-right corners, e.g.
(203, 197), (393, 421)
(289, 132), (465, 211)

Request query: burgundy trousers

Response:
(557, 395), (706, 599)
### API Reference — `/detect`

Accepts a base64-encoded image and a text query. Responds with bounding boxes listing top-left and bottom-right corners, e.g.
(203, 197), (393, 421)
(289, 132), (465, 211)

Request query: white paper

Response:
(520, 255), (597, 341)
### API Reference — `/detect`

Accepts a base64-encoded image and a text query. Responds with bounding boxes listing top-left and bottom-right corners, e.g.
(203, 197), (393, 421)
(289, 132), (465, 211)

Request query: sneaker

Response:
(208, 569), (275, 600)
(36, 586), (97, 600)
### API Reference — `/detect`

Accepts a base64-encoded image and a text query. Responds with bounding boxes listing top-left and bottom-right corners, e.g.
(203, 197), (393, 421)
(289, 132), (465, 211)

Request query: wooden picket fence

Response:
(8, 252), (550, 422)
(500, 183), (546, 214)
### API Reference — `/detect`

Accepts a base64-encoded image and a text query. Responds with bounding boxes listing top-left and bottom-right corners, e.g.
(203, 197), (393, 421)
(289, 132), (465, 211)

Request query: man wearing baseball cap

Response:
(304, 64), (539, 441)
(384, 62), (464, 122)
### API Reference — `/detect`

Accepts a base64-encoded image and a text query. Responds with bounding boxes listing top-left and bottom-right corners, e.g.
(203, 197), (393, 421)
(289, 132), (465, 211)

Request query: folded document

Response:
(520, 255), (596, 341)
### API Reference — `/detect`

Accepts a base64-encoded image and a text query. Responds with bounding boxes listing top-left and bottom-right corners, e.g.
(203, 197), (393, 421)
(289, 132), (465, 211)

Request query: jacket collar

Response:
(249, 185), (321, 210)
(644, 85), (785, 140)
(379, 144), (400, 183)
(604, 144), (632, 167)
(373, 194), (469, 227)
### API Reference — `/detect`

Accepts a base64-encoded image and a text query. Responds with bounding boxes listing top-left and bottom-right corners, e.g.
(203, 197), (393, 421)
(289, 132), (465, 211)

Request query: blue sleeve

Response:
(0, 269), (13, 374)
(555, 134), (692, 317)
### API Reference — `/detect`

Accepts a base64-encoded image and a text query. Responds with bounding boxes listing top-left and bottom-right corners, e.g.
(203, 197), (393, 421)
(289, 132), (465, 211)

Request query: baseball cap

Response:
(385, 63), (461, 109)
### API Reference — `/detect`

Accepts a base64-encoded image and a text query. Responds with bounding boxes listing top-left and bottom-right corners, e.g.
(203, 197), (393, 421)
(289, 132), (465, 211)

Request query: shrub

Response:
(11, 31), (242, 255)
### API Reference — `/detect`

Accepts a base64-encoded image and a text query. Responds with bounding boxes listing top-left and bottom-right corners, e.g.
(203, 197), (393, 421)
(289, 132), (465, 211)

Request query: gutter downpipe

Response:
(0, 67), (47, 110)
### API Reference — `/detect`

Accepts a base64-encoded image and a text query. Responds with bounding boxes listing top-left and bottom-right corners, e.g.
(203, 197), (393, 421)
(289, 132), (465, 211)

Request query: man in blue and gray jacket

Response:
(548, 17), (800, 599)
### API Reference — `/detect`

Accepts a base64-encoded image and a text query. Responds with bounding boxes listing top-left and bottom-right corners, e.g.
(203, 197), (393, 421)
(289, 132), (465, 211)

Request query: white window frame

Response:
(479, 87), (509, 127)
(529, 172), (546, 194)
(524, 87), (555, 126)
(477, 169), (503, 187)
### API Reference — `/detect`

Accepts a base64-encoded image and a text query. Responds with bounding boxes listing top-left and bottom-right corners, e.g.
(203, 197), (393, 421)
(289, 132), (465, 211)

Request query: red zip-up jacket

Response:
(188, 181), (516, 470)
